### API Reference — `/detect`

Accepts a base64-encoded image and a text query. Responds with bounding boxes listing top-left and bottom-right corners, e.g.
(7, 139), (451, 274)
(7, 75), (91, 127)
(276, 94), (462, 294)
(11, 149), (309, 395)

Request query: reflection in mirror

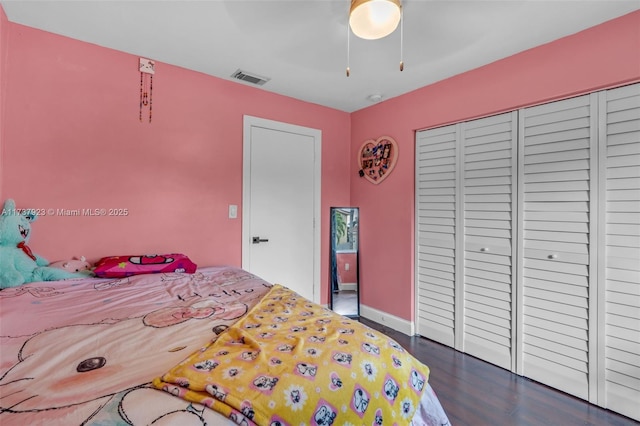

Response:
(330, 207), (359, 318)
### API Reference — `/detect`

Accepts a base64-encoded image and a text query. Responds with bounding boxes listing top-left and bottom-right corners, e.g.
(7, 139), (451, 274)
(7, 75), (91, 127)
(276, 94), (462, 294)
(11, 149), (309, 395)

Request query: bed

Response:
(0, 266), (450, 425)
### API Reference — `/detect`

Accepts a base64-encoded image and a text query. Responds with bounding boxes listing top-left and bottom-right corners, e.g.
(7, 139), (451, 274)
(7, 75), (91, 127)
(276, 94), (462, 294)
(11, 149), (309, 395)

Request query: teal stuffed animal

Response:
(0, 199), (86, 288)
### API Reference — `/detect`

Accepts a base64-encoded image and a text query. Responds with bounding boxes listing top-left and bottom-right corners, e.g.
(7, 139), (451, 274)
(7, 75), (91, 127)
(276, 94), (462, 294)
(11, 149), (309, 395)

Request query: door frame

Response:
(242, 115), (322, 303)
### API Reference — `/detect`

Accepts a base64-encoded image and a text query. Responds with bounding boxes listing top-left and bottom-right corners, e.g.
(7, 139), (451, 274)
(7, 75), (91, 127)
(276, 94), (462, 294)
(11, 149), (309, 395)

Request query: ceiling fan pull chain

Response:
(346, 18), (351, 77)
(399, 5), (404, 71)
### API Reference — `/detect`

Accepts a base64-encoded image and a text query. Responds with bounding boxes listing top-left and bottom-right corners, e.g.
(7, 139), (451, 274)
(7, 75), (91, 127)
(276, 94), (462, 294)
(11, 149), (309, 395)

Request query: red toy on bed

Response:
(93, 253), (197, 278)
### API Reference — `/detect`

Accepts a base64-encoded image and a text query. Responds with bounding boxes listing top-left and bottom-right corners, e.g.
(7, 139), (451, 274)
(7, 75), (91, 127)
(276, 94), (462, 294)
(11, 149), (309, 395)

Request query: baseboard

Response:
(338, 283), (357, 291)
(360, 304), (414, 336)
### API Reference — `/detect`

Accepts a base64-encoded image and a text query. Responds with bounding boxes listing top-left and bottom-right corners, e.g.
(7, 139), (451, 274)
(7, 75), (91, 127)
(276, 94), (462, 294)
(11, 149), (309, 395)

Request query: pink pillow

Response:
(93, 253), (197, 278)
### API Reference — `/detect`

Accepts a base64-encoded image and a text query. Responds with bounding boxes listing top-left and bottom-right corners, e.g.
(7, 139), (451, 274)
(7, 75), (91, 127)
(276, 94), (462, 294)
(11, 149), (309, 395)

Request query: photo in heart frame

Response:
(358, 136), (398, 185)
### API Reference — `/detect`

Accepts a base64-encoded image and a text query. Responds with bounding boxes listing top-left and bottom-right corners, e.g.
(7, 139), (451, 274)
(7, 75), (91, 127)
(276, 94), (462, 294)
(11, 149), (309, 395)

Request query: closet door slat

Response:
(520, 94), (593, 400)
(462, 112), (517, 370)
(415, 125), (459, 346)
(601, 83), (640, 421)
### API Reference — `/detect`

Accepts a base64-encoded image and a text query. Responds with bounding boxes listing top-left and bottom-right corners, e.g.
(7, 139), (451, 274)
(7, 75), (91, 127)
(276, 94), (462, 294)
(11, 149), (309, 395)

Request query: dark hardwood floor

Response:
(361, 318), (639, 426)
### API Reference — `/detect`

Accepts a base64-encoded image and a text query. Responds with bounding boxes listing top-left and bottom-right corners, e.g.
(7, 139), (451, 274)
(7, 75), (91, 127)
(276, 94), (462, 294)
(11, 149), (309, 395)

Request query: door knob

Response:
(252, 236), (269, 244)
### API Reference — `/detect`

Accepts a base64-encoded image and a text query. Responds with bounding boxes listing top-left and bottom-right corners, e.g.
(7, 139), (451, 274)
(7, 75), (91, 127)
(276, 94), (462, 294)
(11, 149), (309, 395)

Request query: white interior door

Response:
(242, 116), (321, 302)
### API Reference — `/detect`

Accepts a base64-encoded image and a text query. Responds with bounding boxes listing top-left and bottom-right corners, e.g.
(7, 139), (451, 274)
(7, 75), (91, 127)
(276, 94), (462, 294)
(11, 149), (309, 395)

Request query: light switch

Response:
(229, 204), (238, 219)
(345, 263), (350, 271)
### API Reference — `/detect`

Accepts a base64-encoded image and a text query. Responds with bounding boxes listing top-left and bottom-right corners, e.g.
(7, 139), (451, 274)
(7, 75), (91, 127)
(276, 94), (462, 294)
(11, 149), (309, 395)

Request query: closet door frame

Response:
(588, 92), (601, 405)
(454, 123), (464, 352)
(596, 90), (608, 409)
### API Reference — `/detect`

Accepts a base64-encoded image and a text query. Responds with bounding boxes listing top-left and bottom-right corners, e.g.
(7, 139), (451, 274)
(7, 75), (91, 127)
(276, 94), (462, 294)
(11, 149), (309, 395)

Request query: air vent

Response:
(231, 69), (270, 86)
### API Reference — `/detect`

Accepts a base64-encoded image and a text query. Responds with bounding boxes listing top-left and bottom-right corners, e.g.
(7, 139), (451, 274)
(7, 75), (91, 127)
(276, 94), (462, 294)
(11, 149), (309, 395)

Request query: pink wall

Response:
(2, 8), (639, 321)
(336, 252), (357, 284)
(351, 11), (640, 321)
(0, 20), (351, 303)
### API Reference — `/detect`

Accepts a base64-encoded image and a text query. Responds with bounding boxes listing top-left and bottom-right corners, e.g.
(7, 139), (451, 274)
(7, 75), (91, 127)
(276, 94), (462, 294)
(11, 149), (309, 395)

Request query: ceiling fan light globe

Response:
(349, 0), (401, 40)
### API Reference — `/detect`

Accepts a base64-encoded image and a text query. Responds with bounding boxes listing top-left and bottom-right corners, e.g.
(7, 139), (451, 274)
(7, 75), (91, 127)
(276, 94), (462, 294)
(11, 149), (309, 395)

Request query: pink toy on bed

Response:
(93, 253), (197, 278)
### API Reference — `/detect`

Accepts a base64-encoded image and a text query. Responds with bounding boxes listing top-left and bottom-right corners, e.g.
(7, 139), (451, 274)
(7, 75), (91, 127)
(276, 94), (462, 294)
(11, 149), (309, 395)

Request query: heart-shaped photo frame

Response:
(358, 136), (398, 185)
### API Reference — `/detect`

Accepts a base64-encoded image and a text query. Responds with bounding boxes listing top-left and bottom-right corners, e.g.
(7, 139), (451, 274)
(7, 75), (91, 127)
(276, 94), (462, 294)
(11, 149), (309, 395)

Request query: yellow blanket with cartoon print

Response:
(153, 285), (430, 425)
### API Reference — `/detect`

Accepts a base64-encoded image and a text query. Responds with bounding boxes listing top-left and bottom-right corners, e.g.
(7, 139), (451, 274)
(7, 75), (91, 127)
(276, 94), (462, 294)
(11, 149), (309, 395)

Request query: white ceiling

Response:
(2, 0), (639, 112)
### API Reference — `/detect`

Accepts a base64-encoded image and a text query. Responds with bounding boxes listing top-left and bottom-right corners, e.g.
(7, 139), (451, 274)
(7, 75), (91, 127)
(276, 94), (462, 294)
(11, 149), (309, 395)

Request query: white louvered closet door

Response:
(599, 83), (640, 421)
(415, 124), (458, 346)
(461, 112), (517, 370)
(518, 94), (596, 400)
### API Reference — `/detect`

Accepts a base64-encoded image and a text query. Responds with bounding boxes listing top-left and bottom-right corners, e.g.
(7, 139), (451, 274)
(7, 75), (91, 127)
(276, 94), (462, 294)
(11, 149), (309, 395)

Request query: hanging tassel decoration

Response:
(148, 74), (153, 123)
(139, 58), (155, 123)
(139, 72), (144, 122)
(399, 5), (404, 71)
